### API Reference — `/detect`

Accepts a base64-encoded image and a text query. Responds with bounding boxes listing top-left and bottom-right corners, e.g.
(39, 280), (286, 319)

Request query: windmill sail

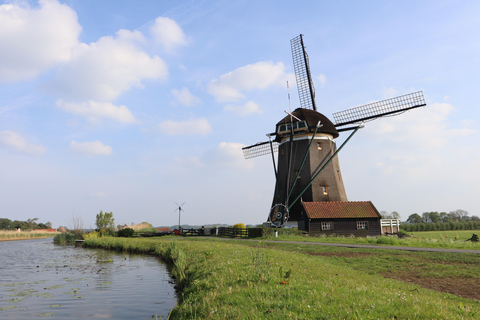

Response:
(242, 141), (279, 159)
(291, 34), (317, 111)
(333, 91), (426, 127)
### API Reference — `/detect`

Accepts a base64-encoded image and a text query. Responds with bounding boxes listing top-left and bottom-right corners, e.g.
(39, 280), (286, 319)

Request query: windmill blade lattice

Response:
(333, 91), (426, 127)
(242, 141), (279, 159)
(291, 34), (316, 111)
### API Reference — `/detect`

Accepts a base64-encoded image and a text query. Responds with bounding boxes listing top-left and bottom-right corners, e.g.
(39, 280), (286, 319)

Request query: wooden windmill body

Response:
(243, 34), (426, 229)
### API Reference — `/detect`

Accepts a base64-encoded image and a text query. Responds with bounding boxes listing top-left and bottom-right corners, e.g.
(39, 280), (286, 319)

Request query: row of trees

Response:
(401, 220), (480, 232)
(0, 218), (52, 231)
(406, 210), (479, 224)
(391, 209), (480, 232)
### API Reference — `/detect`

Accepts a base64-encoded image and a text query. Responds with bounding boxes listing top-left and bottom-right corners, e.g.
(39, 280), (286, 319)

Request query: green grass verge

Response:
(409, 230), (480, 241)
(261, 230), (480, 250)
(83, 237), (480, 319)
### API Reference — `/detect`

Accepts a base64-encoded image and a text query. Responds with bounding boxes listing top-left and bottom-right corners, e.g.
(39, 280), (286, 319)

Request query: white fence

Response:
(381, 219), (400, 234)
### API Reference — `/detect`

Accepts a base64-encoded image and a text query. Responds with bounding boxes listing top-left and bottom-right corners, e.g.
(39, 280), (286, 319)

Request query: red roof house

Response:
(301, 201), (382, 236)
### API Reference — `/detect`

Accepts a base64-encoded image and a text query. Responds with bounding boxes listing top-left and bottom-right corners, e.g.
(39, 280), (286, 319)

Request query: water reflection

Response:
(0, 238), (176, 319)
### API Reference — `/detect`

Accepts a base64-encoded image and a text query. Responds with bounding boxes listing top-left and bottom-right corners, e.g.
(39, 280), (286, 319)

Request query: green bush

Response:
(233, 223), (246, 229)
(117, 227), (135, 237)
(54, 233), (76, 245)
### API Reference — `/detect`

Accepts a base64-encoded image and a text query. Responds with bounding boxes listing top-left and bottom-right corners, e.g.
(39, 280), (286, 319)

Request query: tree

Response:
(439, 212), (449, 222)
(448, 209), (469, 221)
(26, 218), (39, 230)
(68, 213), (84, 238)
(0, 218), (12, 230)
(95, 211), (115, 235)
(407, 213), (422, 224)
(381, 211), (401, 219)
(422, 212), (441, 223)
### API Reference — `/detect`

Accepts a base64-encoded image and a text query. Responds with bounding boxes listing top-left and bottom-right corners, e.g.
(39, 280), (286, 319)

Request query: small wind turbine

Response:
(174, 202), (185, 233)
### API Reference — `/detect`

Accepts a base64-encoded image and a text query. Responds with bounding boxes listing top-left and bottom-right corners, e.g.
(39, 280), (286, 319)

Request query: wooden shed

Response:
(301, 201), (382, 237)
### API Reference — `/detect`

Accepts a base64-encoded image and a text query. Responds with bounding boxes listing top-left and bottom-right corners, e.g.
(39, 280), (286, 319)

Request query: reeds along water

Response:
(0, 231), (55, 240)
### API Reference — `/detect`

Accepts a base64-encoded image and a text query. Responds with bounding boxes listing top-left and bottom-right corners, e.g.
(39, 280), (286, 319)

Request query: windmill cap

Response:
(275, 108), (339, 140)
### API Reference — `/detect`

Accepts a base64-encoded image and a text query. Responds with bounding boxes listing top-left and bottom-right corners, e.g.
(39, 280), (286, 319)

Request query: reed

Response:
(0, 230), (56, 241)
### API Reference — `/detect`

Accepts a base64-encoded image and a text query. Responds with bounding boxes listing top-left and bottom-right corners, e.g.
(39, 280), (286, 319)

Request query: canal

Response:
(0, 237), (177, 319)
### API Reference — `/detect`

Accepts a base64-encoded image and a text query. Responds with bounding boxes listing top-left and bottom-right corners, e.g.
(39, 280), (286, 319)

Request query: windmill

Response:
(174, 202), (185, 233)
(242, 34), (426, 228)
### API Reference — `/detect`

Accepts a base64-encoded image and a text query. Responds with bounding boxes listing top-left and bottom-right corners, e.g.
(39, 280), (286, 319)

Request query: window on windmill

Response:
(322, 186), (328, 195)
(281, 147), (285, 156)
(317, 142), (322, 150)
(321, 222), (333, 231)
(295, 170), (301, 179)
(357, 221), (368, 230)
(294, 121), (308, 133)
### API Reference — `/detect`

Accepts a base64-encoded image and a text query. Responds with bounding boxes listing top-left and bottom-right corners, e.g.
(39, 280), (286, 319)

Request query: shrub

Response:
(233, 223), (247, 238)
(118, 227), (135, 237)
(83, 231), (100, 240)
(54, 233), (76, 245)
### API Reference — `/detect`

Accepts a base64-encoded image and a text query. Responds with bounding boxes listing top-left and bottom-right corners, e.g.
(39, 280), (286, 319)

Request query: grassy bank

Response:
(83, 237), (480, 319)
(0, 230), (56, 241)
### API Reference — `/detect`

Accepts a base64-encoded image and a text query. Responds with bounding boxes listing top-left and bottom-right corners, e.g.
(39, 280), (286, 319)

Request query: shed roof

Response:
(302, 201), (381, 219)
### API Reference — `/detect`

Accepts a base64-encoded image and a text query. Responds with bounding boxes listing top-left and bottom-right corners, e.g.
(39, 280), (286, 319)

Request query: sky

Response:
(1, 0), (479, 228)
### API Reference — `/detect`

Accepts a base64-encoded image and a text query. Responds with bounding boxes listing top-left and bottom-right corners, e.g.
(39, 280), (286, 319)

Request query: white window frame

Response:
(321, 222), (333, 231)
(357, 221), (368, 230)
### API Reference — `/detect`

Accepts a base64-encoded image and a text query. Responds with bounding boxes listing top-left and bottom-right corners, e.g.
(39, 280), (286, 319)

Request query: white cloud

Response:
(368, 102), (475, 149)
(0, 0), (81, 82)
(0, 131), (46, 155)
(203, 142), (253, 169)
(158, 118), (212, 136)
(57, 100), (138, 124)
(316, 74), (327, 85)
(224, 101), (263, 116)
(349, 101), (477, 190)
(150, 17), (188, 51)
(70, 140), (113, 156)
(207, 61), (289, 102)
(171, 87), (201, 106)
(47, 29), (168, 101)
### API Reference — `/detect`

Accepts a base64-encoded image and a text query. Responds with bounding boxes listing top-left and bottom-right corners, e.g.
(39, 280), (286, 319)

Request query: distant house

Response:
(58, 227), (67, 233)
(301, 201), (382, 237)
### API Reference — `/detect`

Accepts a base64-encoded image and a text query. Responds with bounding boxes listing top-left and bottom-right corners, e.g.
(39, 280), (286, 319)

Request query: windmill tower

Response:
(242, 34), (426, 228)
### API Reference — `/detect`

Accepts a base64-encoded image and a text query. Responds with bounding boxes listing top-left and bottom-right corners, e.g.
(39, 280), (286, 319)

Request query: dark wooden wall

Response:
(308, 218), (381, 237)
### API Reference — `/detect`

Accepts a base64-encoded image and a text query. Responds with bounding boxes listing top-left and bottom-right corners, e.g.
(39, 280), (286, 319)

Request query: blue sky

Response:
(1, 0), (479, 228)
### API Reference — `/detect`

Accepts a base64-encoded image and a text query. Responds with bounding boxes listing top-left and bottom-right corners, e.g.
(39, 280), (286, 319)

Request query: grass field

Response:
(260, 229), (480, 250)
(83, 236), (480, 319)
(408, 230), (480, 241)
